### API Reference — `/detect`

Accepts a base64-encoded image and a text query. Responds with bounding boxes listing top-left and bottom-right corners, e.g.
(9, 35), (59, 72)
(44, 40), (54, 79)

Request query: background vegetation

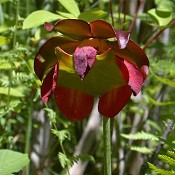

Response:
(0, 0), (175, 174)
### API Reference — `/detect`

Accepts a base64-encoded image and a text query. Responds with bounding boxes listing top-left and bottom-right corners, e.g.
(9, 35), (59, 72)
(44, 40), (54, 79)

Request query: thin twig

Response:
(143, 20), (175, 50)
(109, 0), (114, 26)
(118, 0), (122, 23)
(128, 0), (145, 32)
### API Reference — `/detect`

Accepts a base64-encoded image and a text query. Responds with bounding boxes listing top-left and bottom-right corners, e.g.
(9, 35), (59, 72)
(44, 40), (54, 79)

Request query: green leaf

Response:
(78, 8), (107, 22)
(0, 87), (24, 97)
(158, 155), (175, 166)
(0, 36), (10, 46)
(131, 146), (153, 154)
(78, 154), (95, 163)
(148, 8), (172, 27)
(57, 0), (80, 17)
(167, 151), (175, 159)
(57, 11), (75, 19)
(22, 10), (63, 29)
(58, 152), (73, 168)
(151, 70), (175, 87)
(149, 97), (175, 106)
(0, 0), (11, 3)
(121, 131), (159, 141)
(51, 129), (71, 144)
(155, 0), (175, 11)
(148, 162), (175, 175)
(0, 150), (29, 174)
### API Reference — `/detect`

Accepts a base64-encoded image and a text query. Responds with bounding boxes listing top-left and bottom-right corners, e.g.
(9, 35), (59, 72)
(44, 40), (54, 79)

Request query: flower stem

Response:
(103, 116), (112, 175)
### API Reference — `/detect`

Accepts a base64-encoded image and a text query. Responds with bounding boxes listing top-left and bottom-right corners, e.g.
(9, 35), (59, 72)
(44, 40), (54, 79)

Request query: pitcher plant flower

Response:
(34, 19), (149, 120)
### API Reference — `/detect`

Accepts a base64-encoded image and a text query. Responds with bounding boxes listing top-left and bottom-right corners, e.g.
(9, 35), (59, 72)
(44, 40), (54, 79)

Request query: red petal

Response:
(90, 20), (116, 39)
(98, 85), (132, 118)
(50, 19), (91, 40)
(34, 36), (79, 80)
(54, 87), (94, 121)
(124, 60), (144, 95)
(116, 57), (129, 83)
(41, 64), (58, 103)
(109, 40), (149, 68)
(115, 30), (130, 49)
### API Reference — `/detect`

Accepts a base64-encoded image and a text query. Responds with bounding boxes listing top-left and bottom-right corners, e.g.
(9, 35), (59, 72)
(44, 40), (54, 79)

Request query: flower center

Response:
(73, 46), (97, 80)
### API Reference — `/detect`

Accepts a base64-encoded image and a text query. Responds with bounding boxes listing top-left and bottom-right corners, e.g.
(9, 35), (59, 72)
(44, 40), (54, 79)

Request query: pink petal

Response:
(98, 85), (132, 118)
(54, 87), (94, 121)
(124, 60), (144, 95)
(41, 64), (58, 102)
(115, 30), (130, 49)
(73, 46), (97, 80)
(140, 65), (149, 80)
(44, 22), (54, 31)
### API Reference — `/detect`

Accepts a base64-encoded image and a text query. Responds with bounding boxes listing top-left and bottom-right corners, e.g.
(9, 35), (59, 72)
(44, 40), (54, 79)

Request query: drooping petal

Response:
(73, 46), (97, 80)
(115, 57), (129, 83)
(90, 20), (116, 39)
(98, 85), (132, 118)
(124, 60), (144, 95)
(140, 65), (149, 80)
(54, 87), (94, 120)
(109, 40), (149, 68)
(47, 19), (91, 40)
(34, 36), (79, 80)
(41, 64), (58, 102)
(115, 30), (130, 49)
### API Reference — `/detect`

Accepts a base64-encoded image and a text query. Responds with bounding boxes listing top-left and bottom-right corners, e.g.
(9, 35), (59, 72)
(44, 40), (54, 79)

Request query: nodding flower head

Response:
(34, 19), (149, 121)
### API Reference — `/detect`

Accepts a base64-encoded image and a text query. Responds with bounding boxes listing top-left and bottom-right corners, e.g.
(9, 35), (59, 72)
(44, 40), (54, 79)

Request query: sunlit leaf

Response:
(0, 150), (29, 174)
(131, 146), (153, 154)
(22, 10), (63, 29)
(0, 36), (10, 46)
(155, 0), (175, 11)
(57, 0), (80, 17)
(78, 8), (107, 22)
(0, 87), (24, 97)
(57, 11), (75, 19)
(148, 8), (172, 27)
(0, 0), (11, 3)
(121, 131), (159, 141)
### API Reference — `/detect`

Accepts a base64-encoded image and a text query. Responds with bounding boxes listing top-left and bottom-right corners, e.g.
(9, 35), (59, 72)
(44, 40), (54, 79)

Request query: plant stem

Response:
(103, 116), (112, 175)
(109, 0), (114, 26)
(143, 20), (175, 50)
(128, 0), (145, 32)
(13, 0), (20, 49)
(24, 99), (33, 175)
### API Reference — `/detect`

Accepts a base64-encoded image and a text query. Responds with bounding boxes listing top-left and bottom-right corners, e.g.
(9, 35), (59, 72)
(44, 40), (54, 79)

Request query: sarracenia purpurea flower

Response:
(34, 19), (149, 121)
